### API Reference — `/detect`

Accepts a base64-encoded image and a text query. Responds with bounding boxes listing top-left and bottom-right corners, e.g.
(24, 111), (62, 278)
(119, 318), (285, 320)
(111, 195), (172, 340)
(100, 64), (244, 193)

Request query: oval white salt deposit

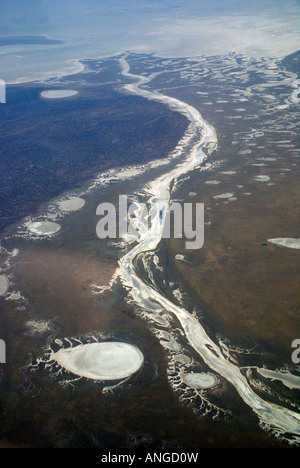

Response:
(181, 372), (218, 390)
(257, 157), (276, 161)
(41, 90), (78, 99)
(175, 354), (192, 365)
(254, 175), (270, 182)
(205, 180), (221, 185)
(175, 254), (185, 261)
(26, 221), (61, 236)
(58, 197), (85, 212)
(213, 192), (234, 199)
(277, 104), (289, 110)
(0, 275), (9, 297)
(51, 342), (144, 381)
(25, 320), (52, 335)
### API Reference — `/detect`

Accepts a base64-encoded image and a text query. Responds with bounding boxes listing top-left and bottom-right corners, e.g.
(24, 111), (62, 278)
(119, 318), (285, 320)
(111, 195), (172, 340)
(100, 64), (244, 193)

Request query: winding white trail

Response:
(118, 57), (300, 443)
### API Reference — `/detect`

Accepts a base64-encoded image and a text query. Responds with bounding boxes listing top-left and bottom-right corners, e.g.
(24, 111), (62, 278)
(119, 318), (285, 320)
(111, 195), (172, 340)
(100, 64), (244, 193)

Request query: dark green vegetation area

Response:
(0, 80), (188, 231)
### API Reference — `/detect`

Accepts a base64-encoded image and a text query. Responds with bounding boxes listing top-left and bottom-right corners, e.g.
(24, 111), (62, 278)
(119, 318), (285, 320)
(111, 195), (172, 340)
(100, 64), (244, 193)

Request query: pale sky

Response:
(0, 0), (299, 83)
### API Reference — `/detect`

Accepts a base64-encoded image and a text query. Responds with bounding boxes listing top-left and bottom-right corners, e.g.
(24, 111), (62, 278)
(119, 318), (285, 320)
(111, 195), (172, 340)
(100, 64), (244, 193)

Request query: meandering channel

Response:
(118, 57), (300, 444)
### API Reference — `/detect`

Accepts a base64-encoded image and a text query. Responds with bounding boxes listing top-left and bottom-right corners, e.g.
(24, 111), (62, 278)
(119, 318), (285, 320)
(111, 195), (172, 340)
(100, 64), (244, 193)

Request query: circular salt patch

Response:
(206, 180), (221, 185)
(58, 197), (85, 212)
(254, 175), (270, 182)
(26, 221), (61, 236)
(213, 192), (234, 199)
(175, 354), (192, 365)
(51, 342), (144, 381)
(41, 90), (78, 99)
(0, 275), (9, 297)
(181, 372), (218, 390)
(175, 254), (185, 261)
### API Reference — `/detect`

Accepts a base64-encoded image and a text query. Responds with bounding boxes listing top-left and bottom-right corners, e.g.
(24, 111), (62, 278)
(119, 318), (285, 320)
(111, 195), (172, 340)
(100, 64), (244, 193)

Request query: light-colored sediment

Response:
(254, 175), (270, 182)
(41, 90), (78, 99)
(117, 56), (300, 444)
(25, 320), (53, 336)
(205, 180), (221, 185)
(26, 221), (61, 236)
(175, 354), (192, 365)
(268, 238), (300, 250)
(58, 197), (85, 212)
(181, 372), (218, 390)
(5, 291), (23, 301)
(175, 254), (185, 261)
(213, 192), (234, 199)
(257, 368), (300, 391)
(51, 342), (144, 381)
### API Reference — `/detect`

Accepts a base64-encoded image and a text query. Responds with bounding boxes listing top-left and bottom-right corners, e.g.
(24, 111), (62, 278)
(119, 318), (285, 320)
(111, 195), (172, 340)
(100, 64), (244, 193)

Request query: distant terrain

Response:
(0, 36), (64, 46)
